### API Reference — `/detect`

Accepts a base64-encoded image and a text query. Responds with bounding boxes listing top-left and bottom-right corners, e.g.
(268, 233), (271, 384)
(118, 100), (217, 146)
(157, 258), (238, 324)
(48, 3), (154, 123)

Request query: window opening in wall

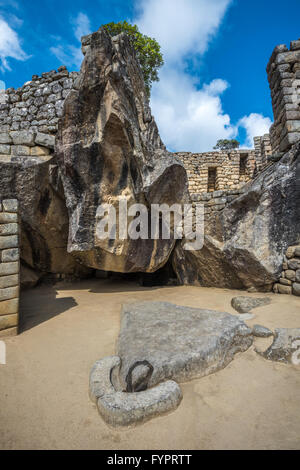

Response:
(207, 167), (217, 192)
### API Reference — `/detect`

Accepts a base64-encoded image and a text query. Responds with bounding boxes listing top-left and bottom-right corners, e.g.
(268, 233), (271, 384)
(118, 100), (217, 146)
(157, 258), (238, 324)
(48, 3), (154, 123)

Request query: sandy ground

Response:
(0, 279), (299, 450)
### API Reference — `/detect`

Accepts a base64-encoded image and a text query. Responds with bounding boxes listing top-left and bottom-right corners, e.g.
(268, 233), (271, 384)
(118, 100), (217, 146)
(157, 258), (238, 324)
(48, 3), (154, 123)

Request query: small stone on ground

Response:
(252, 324), (273, 338)
(256, 328), (300, 364)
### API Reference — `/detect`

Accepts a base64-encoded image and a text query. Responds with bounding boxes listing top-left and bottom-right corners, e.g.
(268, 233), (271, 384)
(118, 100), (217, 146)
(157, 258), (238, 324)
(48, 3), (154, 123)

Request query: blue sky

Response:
(0, 0), (299, 151)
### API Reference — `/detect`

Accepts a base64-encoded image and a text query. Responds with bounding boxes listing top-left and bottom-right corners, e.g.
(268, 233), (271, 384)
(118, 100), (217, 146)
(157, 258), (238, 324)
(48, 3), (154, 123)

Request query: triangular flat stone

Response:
(117, 301), (253, 391)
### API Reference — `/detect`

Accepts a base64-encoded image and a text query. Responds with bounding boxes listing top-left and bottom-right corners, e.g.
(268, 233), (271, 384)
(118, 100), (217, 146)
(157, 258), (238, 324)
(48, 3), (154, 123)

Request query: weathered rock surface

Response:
(89, 356), (182, 427)
(256, 328), (300, 364)
(273, 283), (292, 295)
(117, 301), (253, 390)
(0, 158), (90, 277)
(173, 143), (300, 290)
(252, 324), (273, 338)
(231, 296), (271, 313)
(238, 313), (255, 321)
(89, 356), (121, 403)
(56, 29), (188, 273)
(20, 263), (41, 289)
(292, 283), (300, 296)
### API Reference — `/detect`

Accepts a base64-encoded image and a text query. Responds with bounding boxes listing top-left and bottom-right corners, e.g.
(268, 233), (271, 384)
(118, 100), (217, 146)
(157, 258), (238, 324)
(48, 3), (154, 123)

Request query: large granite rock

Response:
(0, 157), (90, 277)
(173, 143), (300, 290)
(56, 29), (188, 273)
(117, 301), (253, 390)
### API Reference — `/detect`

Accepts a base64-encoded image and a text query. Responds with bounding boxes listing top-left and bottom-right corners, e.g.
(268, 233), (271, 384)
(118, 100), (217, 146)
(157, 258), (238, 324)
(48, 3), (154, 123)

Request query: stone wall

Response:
(176, 150), (256, 194)
(273, 245), (300, 296)
(0, 66), (78, 162)
(0, 199), (19, 337)
(254, 134), (273, 169)
(190, 188), (244, 223)
(267, 39), (300, 153)
(0, 130), (55, 162)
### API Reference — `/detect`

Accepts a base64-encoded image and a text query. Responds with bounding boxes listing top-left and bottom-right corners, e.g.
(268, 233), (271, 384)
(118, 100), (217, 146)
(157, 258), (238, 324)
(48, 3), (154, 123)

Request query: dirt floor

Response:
(0, 279), (300, 450)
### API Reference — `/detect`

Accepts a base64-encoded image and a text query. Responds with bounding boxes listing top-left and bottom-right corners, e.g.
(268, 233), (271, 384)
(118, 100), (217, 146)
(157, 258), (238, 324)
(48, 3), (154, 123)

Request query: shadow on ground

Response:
(59, 279), (162, 294)
(19, 285), (78, 333)
(18, 277), (165, 333)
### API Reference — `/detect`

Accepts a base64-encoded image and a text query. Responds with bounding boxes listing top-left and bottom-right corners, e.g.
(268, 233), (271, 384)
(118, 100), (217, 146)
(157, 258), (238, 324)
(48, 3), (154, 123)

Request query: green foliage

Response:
(213, 139), (240, 151)
(102, 21), (164, 97)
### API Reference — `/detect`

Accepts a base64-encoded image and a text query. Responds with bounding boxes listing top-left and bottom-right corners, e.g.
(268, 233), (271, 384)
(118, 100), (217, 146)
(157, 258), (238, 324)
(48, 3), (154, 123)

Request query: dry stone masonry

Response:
(176, 150), (257, 194)
(254, 134), (273, 169)
(0, 199), (19, 337)
(273, 245), (300, 296)
(190, 188), (244, 223)
(173, 142), (300, 290)
(0, 130), (55, 162)
(0, 66), (79, 162)
(268, 38), (300, 153)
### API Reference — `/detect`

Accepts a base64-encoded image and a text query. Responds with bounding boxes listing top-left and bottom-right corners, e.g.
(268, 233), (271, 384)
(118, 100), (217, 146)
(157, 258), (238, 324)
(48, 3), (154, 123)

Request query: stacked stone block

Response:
(176, 150), (256, 194)
(0, 199), (19, 337)
(273, 245), (300, 296)
(0, 66), (79, 155)
(267, 39), (300, 153)
(191, 188), (244, 223)
(0, 130), (55, 162)
(254, 134), (273, 170)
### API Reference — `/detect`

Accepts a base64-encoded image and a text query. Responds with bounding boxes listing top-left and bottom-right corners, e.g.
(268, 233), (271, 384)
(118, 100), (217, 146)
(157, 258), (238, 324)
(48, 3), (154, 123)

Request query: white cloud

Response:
(239, 113), (272, 148)
(72, 12), (91, 42)
(133, 0), (272, 151)
(136, 0), (231, 63)
(0, 17), (29, 72)
(151, 71), (237, 151)
(203, 79), (229, 96)
(51, 12), (91, 69)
